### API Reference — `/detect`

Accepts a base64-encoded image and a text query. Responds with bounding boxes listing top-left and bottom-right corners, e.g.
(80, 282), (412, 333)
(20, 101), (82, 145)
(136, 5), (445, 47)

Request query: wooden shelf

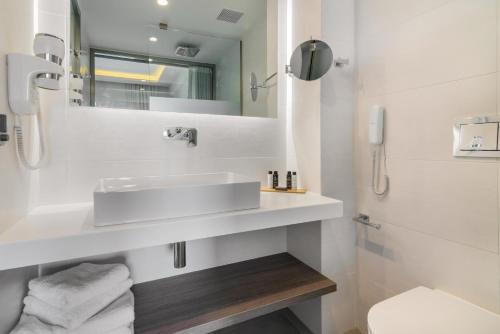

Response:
(261, 187), (307, 194)
(211, 308), (313, 334)
(133, 253), (337, 334)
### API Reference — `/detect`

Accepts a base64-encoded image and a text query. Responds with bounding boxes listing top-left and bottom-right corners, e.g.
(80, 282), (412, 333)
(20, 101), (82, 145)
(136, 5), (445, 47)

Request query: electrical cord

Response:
(372, 144), (389, 197)
(14, 111), (46, 171)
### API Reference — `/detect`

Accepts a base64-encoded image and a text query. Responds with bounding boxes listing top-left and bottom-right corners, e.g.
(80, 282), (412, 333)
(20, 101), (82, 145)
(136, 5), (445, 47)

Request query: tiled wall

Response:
(354, 0), (500, 332)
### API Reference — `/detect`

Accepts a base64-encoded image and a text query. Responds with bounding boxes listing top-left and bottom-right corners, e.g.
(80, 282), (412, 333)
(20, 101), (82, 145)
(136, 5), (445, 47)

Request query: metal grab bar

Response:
(353, 214), (381, 230)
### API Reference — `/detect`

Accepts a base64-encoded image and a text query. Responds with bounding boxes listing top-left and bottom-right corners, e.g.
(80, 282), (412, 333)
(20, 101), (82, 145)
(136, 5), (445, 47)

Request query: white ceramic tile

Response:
(40, 89), (69, 161)
(38, 160), (69, 206)
(357, 0), (453, 39)
(374, 74), (495, 161)
(355, 0), (500, 331)
(359, 0), (496, 97)
(357, 223), (500, 313)
(357, 158), (499, 253)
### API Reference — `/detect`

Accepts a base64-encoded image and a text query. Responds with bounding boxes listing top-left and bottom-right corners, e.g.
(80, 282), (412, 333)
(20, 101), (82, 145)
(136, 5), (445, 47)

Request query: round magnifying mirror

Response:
(289, 40), (333, 81)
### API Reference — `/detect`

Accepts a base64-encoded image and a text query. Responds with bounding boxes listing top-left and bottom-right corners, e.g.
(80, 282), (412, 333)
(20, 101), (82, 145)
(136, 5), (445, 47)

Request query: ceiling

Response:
(77, 0), (267, 64)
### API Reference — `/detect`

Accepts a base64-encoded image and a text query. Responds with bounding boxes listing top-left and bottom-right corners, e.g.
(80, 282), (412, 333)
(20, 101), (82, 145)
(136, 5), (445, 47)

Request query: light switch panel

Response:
(459, 123), (498, 151)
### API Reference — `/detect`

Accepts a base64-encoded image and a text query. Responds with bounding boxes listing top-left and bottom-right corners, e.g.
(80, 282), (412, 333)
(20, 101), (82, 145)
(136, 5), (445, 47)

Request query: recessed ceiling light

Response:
(157, 0), (169, 6)
(148, 58), (153, 62)
(149, 36), (158, 42)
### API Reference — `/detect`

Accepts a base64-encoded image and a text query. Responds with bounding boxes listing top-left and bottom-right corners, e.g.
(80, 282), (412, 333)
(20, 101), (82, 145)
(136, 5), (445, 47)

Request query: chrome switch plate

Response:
(453, 115), (500, 158)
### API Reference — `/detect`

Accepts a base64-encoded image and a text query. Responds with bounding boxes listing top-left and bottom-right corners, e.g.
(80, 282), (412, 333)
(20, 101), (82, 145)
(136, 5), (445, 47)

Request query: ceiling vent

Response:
(216, 9), (244, 24)
(175, 45), (200, 58)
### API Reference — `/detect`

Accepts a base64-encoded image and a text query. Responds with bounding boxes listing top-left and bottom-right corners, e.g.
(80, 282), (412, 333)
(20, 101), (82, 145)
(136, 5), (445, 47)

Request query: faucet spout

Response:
(163, 127), (197, 147)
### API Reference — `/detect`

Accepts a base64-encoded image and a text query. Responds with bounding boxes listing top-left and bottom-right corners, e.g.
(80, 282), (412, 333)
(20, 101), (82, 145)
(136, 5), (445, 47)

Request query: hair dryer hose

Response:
(14, 113), (46, 170)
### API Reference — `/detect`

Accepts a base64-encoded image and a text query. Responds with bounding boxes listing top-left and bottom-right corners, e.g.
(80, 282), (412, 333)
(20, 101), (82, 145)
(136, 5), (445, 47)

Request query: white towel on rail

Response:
(24, 279), (133, 329)
(11, 291), (135, 334)
(28, 263), (130, 309)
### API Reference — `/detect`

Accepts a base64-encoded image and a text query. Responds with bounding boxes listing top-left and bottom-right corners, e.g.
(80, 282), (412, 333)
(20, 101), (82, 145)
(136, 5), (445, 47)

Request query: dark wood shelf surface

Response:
(133, 253), (337, 334)
(211, 308), (313, 334)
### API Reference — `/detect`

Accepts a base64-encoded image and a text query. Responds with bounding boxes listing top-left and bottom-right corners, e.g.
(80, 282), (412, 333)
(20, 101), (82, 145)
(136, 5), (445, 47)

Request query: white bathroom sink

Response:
(93, 173), (261, 226)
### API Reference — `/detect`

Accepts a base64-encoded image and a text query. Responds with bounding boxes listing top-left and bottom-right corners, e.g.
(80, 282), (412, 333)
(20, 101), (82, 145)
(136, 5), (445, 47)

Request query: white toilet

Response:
(367, 286), (500, 334)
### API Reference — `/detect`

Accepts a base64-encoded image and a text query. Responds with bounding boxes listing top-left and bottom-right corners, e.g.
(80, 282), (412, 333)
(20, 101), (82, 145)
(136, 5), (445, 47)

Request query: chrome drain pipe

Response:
(174, 242), (186, 268)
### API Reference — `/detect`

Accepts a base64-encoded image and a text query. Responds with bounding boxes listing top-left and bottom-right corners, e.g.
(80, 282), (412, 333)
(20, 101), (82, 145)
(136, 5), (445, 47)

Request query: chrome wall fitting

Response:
(163, 127), (198, 147)
(353, 214), (381, 230)
(174, 242), (186, 268)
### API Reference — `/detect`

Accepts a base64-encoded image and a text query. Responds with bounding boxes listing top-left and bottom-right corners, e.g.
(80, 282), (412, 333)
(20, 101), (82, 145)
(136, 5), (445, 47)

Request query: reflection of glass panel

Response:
(92, 51), (218, 110)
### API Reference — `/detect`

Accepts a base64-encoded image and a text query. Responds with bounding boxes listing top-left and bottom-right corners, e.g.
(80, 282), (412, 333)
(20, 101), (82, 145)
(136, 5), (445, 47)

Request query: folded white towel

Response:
(29, 263), (130, 309)
(24, 279), (133, 329)
(10, 316), (134, 334)
(11, 291), (135, 334)
(106, 325), (134, 334)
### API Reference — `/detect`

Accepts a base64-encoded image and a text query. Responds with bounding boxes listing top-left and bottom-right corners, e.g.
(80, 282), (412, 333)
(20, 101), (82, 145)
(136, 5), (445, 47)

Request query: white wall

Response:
(355, 0), (500, 333)
(285, 0), (323, 331)
(290, 0), (322, 193)
(320, 0), (357, 333)
(0, 1), (39, 332)
(286, 2), (358, 333)
(0, 0), (33, 233)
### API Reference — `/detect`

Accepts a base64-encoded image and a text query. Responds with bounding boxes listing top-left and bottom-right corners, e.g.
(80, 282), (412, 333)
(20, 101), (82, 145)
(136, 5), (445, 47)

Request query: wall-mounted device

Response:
(369, 105), (389, 196)
(369, 106), (385, 145)
(7, 33), (65, 170)
(453, 115), (500, 158)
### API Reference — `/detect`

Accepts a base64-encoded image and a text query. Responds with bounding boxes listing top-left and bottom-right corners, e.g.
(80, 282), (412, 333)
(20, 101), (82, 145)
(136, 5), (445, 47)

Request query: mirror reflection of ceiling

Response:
(78, 0), (266, 64)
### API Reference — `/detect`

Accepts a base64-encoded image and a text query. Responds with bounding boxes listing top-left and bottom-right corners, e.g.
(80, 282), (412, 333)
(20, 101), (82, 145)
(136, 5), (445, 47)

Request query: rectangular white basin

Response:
(93, 173), (261, 226)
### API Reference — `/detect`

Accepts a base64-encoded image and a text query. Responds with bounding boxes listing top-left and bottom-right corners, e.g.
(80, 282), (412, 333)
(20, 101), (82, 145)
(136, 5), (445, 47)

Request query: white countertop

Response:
(0, 192), (342, 270)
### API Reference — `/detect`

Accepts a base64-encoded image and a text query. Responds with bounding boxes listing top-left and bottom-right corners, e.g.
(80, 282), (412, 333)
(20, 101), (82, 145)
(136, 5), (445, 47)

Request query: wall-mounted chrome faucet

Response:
(163, 127), (197, 147)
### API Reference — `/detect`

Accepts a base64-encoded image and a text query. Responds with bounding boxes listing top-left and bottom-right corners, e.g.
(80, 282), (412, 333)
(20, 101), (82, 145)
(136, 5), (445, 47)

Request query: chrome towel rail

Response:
(353, 214), (381, 230)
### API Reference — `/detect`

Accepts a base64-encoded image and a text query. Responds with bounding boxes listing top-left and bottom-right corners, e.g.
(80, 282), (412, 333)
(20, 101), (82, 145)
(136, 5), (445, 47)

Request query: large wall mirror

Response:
(69, 0), (278, 118)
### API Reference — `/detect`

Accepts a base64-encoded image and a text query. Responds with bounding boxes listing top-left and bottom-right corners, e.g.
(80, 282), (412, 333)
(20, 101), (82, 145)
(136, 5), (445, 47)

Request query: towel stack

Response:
(11, 263), (135, 334)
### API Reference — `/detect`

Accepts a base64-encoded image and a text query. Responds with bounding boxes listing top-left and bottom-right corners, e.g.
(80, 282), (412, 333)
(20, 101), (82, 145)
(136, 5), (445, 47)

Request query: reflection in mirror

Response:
(69, 0), (278, 118)
(289, 40), (333, 81)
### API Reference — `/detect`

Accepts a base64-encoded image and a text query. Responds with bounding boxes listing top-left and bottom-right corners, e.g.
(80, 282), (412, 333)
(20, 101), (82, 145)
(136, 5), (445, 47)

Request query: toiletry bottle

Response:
(287, 171), (292, 190)
(292, 172), (297, 190)
(267, 171), (273, 189)
(273, 171), (279, 189)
